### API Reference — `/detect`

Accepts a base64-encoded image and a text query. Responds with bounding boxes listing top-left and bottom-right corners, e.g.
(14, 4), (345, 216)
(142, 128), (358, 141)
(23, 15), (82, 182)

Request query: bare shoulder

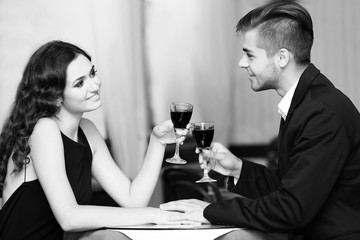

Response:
(32, 118), (60, 138)
(29, 118), (64, 168)
(79, 118), (104, 150)
(79, 118), (100, 136)
(79, 118), (96, 129)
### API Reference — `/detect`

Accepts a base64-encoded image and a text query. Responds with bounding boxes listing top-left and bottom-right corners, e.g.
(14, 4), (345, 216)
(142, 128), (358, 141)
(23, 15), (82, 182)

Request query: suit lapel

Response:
(277, 64), (320, 153)
(286, 64), (320, 121)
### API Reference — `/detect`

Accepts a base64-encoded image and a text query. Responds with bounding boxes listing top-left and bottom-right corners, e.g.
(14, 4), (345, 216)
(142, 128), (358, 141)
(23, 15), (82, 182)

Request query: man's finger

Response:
(160, 202), (186, 212)
(203, 149), (226, 161)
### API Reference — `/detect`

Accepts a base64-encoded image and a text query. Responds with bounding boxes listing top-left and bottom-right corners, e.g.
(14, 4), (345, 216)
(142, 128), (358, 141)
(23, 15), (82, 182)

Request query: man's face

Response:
(238, 29), (280, 92)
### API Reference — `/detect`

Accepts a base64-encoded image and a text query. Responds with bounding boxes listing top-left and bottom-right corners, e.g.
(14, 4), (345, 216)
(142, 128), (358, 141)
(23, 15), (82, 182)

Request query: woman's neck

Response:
(55, 111), (83, 142)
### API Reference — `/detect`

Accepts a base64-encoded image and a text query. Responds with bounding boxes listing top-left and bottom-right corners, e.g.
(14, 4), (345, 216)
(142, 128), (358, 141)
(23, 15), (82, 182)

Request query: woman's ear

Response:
(56, 98), (63, 107)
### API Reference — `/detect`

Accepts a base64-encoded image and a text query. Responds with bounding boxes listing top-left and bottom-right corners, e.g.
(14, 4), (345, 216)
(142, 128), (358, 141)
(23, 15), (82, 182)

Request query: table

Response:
(112, 224), (238, 240)
(75, 224), (288, 240)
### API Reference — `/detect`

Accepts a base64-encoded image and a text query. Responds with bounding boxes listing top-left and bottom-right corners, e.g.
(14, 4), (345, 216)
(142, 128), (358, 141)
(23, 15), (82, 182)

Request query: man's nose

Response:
(238, 55), (248, 68)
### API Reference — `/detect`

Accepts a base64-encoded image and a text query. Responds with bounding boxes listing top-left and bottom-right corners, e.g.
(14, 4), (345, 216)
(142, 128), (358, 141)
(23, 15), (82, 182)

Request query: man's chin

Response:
(251, 85), (271, 92)
(250, 83), (261, 92)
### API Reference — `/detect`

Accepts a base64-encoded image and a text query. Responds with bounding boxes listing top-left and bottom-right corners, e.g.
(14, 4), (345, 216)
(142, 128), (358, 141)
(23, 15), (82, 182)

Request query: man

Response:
(161, 1), (360, 239)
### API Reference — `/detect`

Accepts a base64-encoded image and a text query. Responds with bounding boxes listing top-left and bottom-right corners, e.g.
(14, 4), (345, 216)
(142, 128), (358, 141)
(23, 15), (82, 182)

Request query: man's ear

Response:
(277, 48), (290, 68)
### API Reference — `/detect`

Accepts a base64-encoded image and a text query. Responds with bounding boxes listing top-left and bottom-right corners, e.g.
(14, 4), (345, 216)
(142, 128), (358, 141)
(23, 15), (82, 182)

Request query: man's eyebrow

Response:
(243, 48), (252, 53)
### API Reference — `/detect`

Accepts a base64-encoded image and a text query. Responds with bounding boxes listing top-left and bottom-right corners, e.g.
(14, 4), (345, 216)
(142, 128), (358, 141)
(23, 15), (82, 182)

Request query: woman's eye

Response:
(90, 69), (98, 78)
(75, 80), (84, 88)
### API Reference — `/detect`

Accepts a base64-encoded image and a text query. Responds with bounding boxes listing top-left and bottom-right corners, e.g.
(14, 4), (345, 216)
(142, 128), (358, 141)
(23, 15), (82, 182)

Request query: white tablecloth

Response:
(112, 224), (240, 240)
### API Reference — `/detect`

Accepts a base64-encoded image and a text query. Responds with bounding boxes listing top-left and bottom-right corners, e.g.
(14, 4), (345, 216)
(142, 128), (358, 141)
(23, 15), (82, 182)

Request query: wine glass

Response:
(192, 122), (217, 183)
(165, 102), (193, 164)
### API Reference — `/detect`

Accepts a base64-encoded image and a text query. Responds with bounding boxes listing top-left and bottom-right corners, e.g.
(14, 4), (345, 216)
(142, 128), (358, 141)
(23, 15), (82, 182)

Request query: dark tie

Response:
(278, 117), (285, 144)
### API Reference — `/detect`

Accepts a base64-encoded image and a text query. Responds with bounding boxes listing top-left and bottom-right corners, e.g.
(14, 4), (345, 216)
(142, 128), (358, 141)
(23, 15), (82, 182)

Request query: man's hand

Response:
(151, 207), (201, 225)
(199, 142), (242, 178)
(160, 199), (211, 224)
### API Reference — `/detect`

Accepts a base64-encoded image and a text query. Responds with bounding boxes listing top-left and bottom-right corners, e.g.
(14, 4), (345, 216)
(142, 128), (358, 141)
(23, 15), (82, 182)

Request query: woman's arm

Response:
(82, 119), (184, 207)
(30, 118), (186, 232)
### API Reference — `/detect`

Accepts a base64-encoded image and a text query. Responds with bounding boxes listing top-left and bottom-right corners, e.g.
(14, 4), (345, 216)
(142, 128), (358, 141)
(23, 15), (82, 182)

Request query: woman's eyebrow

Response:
(73, 65), (94, 83)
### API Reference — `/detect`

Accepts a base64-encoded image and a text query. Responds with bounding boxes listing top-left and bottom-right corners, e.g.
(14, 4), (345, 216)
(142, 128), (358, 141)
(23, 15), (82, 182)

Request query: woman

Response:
(0, 40), (188, 239)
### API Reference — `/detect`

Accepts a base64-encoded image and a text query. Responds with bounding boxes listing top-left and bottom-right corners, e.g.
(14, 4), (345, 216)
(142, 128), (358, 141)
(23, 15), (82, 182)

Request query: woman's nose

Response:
(89, 77), (101, 91)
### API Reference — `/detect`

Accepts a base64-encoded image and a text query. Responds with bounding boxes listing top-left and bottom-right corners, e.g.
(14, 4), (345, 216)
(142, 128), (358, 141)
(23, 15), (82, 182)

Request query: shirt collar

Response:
(278, 81), (299, 120)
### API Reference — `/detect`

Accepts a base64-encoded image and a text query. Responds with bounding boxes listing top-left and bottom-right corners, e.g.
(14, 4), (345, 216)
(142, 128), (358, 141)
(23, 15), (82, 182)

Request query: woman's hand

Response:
(152, 120), (189, 145)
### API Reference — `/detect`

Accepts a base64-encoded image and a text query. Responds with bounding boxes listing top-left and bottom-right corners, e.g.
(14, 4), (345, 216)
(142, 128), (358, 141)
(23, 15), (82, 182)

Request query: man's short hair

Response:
(236, 1), (313, 65)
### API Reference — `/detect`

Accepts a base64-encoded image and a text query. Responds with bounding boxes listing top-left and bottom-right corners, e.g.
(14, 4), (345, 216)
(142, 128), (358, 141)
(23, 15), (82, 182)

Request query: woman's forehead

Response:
(66, 55), (92, 81)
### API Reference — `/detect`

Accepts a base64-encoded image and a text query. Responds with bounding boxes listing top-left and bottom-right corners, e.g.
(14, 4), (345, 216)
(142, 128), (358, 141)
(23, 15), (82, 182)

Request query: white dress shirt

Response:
(235, 81), (299, 184)
(277, 81), (299, 120)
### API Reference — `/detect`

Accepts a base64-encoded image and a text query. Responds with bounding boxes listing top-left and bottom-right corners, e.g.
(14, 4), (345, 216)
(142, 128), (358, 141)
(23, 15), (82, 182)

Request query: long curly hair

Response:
(0, 40), (91, 194)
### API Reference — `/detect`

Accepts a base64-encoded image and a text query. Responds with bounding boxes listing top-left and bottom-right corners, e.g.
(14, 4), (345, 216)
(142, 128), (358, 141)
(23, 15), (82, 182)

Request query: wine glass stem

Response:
(203, 170), (210, 178)
(202, 153), (210, 177)
(174, 141), (180, 158)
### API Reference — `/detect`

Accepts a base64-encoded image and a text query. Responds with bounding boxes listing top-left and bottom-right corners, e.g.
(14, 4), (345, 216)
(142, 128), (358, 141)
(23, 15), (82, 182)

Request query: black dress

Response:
(0, 128), (93, 240)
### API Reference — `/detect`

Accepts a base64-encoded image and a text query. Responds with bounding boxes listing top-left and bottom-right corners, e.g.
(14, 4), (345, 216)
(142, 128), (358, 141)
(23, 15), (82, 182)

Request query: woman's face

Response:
(61, 54), (102, 115)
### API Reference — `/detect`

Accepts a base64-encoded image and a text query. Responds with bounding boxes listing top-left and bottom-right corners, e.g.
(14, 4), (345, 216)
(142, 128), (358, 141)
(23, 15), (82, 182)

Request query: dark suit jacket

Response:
(204, 64), (360, 239)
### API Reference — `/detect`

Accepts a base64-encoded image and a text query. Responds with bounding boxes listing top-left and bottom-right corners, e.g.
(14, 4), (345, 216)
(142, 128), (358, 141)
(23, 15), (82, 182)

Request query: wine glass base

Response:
(196, 177), (217, 183)
(165, 157), (187, 164)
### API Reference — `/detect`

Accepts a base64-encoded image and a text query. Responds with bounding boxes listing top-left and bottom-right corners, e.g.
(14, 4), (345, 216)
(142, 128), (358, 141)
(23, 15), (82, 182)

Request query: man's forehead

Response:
(242, 29), (265, 53)
(243, 29), (258, 44)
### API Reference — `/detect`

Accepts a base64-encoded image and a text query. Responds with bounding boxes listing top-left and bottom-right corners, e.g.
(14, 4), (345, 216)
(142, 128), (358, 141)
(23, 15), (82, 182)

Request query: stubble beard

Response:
(252, 62), (280, 92)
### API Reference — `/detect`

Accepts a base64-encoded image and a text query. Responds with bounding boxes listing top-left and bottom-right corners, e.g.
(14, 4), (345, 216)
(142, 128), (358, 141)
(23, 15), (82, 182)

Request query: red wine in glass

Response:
(171, 111), (192, 129)
(193, 128), (214, 149)
(166, 102), (193, 164)
(192, 122), (217, 183)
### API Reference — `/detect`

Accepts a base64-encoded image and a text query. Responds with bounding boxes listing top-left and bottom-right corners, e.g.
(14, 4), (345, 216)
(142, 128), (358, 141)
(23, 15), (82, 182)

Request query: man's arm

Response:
(203, 143), (280, 198)
(204, 103), (350, 231)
